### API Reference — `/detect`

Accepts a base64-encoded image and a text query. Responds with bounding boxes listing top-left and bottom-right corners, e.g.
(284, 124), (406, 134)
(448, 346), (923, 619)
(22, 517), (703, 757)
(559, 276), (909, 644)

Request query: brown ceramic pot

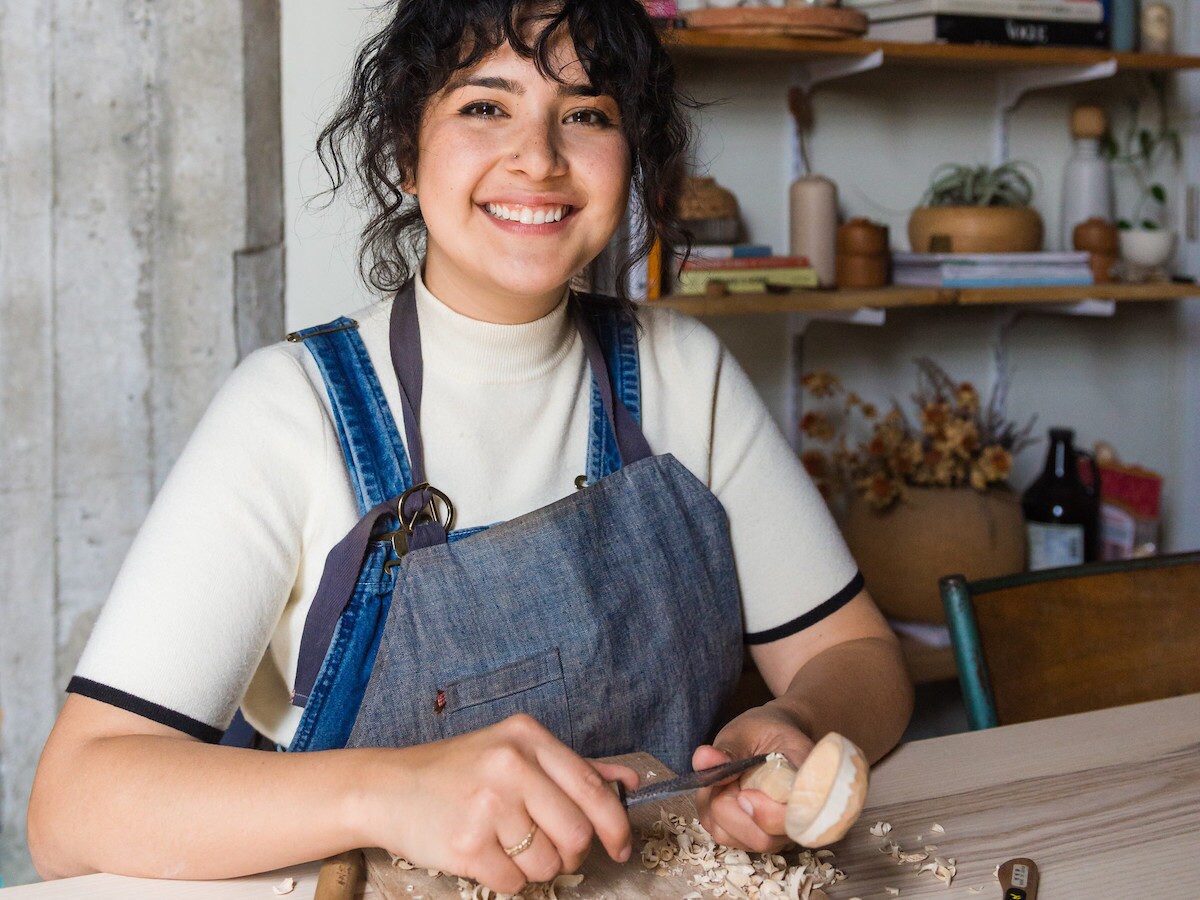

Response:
(840, 486), (1027, 623)
(908, 206), (1044, 253)
(1073, 217), (1119, 283)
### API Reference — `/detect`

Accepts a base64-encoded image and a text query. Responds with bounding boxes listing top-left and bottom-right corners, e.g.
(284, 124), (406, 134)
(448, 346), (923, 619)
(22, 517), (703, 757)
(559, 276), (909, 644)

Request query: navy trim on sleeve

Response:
(743, 571), (865, 646)
(66, 676), (224, 744)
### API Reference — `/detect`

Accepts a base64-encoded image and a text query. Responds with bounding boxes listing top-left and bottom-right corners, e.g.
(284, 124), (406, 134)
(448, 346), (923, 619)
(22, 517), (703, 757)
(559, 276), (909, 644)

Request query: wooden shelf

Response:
(666, 30), (1200, 72)
(655, 282), (1200, 316)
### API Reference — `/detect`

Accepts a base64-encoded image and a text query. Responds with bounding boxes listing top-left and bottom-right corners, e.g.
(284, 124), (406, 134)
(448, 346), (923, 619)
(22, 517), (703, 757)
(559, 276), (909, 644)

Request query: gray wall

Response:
(0, 1), (282, 884)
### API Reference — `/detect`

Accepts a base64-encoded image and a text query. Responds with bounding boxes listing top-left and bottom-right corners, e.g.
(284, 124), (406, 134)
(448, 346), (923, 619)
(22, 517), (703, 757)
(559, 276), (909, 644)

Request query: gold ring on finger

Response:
(503, 823), (538, 857)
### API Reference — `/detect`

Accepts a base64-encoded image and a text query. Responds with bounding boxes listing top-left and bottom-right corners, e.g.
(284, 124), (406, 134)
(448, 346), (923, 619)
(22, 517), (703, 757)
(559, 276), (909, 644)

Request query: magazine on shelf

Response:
(893, 251), (1094, 287)
(846, 0), (1103, 22)
(867, 13), (1108, 45)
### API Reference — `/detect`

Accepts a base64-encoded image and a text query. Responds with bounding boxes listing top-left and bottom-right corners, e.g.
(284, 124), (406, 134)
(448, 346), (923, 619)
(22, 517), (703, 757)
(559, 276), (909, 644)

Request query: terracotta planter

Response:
(908, 206), (1044, 253)
(840, 486), (1027, 623)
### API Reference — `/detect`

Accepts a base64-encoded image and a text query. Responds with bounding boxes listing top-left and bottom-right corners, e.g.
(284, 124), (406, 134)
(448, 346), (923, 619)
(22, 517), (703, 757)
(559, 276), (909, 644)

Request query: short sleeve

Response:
(657, 311), (861, 643)
(69, 345), (334, 741)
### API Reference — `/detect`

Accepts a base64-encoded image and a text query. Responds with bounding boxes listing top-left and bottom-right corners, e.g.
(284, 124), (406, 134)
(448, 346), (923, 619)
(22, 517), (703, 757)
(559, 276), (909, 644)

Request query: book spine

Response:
(683, 255), (811, 271)
(676, 268), (819, 294)
(688, 244), (774, 260)
(935, 14), (1109, 45)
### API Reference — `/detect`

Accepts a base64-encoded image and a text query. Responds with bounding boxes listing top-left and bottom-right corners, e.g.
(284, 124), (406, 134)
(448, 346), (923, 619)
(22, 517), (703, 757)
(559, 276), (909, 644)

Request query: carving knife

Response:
(615, 754), (770, 808)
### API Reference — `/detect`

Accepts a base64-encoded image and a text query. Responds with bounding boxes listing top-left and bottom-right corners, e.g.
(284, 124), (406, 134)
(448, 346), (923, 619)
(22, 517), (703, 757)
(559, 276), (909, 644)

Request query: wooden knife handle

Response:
(314, 849), (365, 900)
(998, 857), (1039, 900)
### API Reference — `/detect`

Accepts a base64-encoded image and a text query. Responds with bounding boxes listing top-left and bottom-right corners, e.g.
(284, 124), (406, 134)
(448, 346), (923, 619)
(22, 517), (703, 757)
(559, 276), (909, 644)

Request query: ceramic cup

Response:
(1119, 229), (1175, 268)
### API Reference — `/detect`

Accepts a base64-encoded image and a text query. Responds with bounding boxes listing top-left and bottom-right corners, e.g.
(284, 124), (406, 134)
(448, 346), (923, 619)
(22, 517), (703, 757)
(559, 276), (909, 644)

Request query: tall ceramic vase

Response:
(840, 486), (1027, 623)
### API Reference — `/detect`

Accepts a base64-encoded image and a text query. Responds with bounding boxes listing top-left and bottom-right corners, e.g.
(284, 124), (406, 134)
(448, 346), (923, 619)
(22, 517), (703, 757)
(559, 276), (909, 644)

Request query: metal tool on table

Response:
(999, 857), (1040, 900)
(613, 753), (771, 808)
(315, 849), (365, 900)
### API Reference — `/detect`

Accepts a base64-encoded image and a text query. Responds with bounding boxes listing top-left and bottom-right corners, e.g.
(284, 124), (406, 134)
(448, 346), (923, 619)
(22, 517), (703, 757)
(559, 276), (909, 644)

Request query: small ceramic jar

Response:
(1072, 217), (1119, 284)
(836, 217), (889, 288)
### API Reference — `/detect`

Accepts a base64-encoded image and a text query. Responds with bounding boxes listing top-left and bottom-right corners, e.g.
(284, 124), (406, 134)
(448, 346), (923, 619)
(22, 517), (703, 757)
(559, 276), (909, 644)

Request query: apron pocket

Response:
(442, 648), (573, 748)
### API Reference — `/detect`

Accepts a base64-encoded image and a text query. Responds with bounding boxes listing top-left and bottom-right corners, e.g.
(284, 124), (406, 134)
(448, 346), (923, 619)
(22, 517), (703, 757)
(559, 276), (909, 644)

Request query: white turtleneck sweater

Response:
(71, 276), (859, 746)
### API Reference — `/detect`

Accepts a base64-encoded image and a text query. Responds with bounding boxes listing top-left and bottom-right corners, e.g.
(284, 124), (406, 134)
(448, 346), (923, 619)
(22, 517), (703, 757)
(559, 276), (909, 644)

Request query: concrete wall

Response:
(0, 1), (282, 884)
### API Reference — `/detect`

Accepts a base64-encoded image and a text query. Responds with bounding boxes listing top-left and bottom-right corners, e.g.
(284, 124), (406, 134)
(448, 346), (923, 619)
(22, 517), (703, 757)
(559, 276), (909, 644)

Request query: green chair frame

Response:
(940, 551), (1200, 730)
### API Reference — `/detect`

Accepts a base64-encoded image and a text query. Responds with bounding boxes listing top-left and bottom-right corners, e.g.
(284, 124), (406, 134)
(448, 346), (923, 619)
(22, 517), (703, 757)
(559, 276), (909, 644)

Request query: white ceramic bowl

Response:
(1119, 228), (1176, 268)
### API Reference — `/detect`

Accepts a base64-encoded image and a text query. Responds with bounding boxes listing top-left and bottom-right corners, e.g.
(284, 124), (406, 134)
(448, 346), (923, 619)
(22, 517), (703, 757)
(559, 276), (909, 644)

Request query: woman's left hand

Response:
(690, 703), (814, 853)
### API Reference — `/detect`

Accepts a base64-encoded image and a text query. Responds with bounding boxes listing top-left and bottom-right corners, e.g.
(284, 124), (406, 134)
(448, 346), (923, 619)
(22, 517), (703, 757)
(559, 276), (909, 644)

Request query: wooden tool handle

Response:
(998, 857), (1039, 899)
(315, 849), (365, 900)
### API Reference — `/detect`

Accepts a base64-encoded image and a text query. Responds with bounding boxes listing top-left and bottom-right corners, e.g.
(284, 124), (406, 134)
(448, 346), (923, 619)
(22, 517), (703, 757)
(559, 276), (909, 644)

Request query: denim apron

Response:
(285, 281), (742, 773)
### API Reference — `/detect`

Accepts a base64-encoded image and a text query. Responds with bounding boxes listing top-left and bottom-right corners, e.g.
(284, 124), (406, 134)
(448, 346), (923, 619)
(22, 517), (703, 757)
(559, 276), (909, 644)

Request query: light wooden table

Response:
(6, 692), (1198, 897)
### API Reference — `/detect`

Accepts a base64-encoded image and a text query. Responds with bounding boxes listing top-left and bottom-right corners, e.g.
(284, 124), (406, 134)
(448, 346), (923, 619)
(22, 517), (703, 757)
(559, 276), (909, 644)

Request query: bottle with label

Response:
(1022, 428), (1101, 571)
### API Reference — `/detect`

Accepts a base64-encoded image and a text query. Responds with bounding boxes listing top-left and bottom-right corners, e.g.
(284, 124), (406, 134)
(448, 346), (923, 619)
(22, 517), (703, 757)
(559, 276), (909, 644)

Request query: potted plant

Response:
(800, 357), (1036, 623)
(908, 161), (1043, 253)
(1100, 75), (1183, 280)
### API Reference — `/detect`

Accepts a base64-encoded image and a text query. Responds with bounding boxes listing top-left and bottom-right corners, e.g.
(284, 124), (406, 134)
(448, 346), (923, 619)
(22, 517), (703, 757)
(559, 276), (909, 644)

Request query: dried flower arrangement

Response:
(800, 357), (1036, 510)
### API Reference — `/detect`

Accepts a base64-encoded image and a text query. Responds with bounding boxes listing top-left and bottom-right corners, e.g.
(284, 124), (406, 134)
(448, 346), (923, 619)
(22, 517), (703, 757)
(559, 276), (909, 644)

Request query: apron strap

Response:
(292, 498), (396, 706)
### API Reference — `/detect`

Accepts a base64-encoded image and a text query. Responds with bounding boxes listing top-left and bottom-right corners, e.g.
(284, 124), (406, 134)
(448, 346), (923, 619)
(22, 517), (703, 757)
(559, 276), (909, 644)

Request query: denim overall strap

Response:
(288, 317), (412, 515)
(580, 296), (643, 484)
(287, 317), (414, 710)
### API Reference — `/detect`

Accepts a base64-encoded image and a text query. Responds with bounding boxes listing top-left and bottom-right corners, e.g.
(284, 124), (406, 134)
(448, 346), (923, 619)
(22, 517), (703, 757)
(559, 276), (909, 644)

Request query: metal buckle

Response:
(381, 482), (455, 574)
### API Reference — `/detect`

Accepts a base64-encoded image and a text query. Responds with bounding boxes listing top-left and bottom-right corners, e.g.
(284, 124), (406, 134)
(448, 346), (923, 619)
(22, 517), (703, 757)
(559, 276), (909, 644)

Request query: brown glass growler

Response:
(1022, 427), (1101, 571)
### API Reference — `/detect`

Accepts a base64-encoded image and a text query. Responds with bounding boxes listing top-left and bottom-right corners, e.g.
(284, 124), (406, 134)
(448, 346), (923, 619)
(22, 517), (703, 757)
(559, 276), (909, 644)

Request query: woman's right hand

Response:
(352, 713), (639, 895)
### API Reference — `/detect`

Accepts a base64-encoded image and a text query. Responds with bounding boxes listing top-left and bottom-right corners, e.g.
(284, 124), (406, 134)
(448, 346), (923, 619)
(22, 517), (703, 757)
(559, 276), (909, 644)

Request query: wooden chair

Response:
(939, 551), (1200, 730)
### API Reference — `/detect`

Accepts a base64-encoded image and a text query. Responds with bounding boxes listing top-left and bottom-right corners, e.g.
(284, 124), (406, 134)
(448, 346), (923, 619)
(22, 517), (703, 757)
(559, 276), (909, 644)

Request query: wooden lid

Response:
(1071, 105), (1107, 140)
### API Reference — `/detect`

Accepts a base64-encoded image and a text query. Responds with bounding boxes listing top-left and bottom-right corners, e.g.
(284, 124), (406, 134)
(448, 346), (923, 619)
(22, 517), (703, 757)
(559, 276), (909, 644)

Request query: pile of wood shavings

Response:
(640, 810), (848, 899)
(389, 854), (583, 900)
(872, 821), (957, 888)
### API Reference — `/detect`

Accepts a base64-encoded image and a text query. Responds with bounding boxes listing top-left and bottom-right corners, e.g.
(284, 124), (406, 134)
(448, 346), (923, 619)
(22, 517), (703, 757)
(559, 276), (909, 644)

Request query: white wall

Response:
(282, 3), (1198, 549)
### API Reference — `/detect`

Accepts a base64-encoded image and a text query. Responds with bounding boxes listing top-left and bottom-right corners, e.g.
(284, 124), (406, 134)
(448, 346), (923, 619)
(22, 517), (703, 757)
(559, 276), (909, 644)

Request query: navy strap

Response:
(292, 498), (395, 706)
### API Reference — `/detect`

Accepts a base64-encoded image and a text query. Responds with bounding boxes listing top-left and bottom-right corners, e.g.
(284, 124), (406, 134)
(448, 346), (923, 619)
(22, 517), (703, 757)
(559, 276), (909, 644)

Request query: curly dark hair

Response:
(315, 0), (695, 306)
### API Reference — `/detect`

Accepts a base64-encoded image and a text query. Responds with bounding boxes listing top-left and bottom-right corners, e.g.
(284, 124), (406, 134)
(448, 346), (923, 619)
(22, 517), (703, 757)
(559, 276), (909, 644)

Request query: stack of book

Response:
(677, 246), (818, 295)
(892, 251), (1095, 287)
(846, 0), (1109, 48)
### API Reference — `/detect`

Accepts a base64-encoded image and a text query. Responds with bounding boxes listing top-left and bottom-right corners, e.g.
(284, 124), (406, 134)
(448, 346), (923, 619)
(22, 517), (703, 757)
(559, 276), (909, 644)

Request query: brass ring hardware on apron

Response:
(381, 482), (455, 573)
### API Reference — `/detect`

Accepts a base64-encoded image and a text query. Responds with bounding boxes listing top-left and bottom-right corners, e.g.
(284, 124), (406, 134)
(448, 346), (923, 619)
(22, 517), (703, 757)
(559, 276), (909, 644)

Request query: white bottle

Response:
(790, 174), (838, 288)
(1060, 105), (1113, 251)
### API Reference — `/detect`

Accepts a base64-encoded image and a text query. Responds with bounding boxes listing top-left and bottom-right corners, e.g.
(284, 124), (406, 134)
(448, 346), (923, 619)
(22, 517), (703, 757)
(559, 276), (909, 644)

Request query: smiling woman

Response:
(27, 1), (911, 894)
(316, 0), (693, 313)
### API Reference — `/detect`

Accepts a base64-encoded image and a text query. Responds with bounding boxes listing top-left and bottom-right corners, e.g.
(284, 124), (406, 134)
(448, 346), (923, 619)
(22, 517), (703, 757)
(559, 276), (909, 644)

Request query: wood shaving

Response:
(271, 877), (295, 895)
(869, 821), (892, 837)
(885, 888), (900, 896)
(930, 824), (945, 834)
(639, 809), (849, 899)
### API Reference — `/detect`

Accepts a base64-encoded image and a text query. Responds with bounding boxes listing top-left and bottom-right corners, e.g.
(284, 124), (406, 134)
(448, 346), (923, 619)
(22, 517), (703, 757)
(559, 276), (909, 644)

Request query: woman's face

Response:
(411, 34), (632, 323)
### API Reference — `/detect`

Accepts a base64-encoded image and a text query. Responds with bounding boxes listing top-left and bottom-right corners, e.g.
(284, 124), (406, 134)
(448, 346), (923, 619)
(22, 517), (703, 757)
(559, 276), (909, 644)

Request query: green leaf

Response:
(1150, 183), (1167, 203)
(1141, 220), (1159, 230)
(1139, 129), (1154, 159)
(1117, 218), (1133, 229)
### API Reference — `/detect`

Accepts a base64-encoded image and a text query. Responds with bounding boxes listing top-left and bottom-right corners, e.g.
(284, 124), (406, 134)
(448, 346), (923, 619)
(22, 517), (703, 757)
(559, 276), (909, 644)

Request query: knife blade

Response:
(616, 754), (771, 809)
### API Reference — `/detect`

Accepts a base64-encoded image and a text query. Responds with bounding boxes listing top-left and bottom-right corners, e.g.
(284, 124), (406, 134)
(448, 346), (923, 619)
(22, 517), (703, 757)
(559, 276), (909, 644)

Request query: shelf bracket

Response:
(791, 50), (884, 95)
(1030, 298), (1118, 317)
(993, 60), (1117, 166)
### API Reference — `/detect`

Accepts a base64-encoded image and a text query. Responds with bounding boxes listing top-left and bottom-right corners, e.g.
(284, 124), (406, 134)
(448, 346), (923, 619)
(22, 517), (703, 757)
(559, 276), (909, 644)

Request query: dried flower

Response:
(800, 358), (1035, 510)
